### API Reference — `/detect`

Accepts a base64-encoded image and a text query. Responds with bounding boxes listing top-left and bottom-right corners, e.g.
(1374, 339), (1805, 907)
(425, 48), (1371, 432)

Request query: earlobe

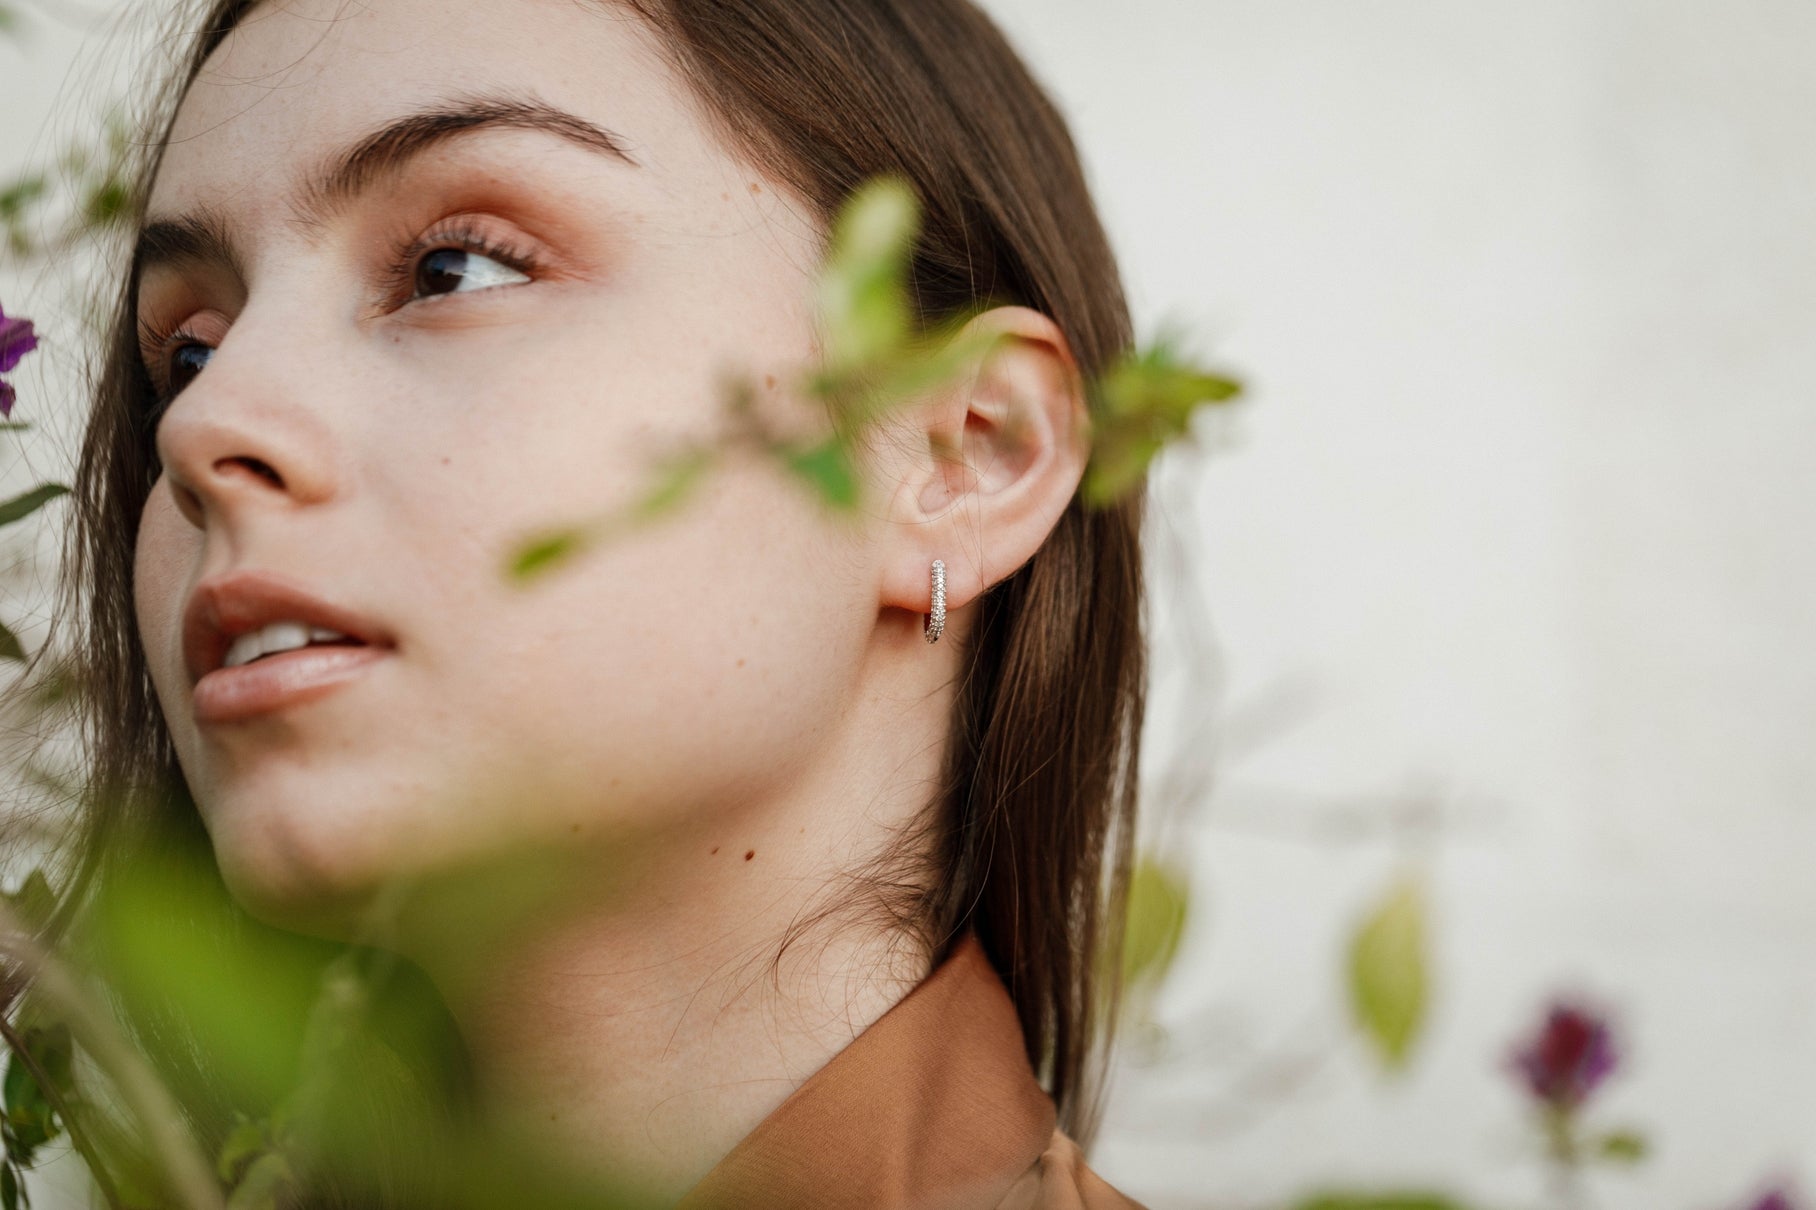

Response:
(877, 306), (1089, 632)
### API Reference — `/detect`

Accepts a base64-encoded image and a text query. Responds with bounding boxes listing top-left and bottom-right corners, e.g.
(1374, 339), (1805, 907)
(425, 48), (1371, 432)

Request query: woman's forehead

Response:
(151, 0), (706, 216)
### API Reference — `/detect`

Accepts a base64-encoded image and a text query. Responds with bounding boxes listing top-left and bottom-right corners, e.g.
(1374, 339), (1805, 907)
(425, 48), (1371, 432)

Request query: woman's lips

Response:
(192, 643), (390, 725)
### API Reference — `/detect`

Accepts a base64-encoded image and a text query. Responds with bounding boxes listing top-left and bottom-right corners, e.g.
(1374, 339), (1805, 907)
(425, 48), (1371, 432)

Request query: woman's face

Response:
(132, 0), (888, 933)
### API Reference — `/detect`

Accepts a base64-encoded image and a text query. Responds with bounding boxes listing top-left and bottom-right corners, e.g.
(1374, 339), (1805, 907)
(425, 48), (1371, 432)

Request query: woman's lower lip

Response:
(192, 645), (390, 725)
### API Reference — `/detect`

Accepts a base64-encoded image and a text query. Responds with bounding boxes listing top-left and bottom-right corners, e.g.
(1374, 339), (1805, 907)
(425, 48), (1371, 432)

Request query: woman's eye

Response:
(166, 342), (214, 397)
(412, 247), (531, 300)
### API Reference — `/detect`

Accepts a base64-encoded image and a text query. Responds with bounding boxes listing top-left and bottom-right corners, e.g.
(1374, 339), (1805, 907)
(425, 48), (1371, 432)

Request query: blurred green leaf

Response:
(0, 621), (21, 664)
(1081, 340), (1242, 507)
(87, 842), (341, 1107)
(626, 446), (717, 525)
(1347, 870), (1430, 1071)
(508, 447), (719, 584)
(508, 526), (593, 582)
(1122, 855), (1189, 999)
(825, 319), (1000, 433)
(0, 484), (69, 529)
(0, 178), (41, 220)
(0, 175), (47, 258)
(1594, 1128), (1649, 1163)
(781, 436), (860, 511)
(816, 178), (918, 380)
(1, 106), (135, 262)
(0, 421), (31, 432)
(0, 1162), (17, 1210)
(81, 179), (130, 233)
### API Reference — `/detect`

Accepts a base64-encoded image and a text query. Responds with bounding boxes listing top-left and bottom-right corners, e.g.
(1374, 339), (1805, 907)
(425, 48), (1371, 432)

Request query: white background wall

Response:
(3, 3), (1812, 1208)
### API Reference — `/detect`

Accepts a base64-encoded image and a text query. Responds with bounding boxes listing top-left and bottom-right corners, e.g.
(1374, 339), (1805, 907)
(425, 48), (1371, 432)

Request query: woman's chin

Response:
(207, 802), (405, 942)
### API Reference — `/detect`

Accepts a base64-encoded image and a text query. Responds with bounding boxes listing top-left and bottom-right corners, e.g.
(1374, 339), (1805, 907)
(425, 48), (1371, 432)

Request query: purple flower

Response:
(1508, 1000), (1619, 1112)
(1743, 1186), (1803, 1210)
(0, 302), (41, 419)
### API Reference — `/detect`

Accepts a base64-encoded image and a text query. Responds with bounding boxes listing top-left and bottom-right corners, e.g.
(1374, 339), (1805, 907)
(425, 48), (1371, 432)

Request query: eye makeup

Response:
(133, 212), (552, 421)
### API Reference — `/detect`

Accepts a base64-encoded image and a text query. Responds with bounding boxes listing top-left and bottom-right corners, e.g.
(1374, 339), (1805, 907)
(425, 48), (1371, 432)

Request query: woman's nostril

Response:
(244, 458), (282, 488)
(218, 456), (284, 489)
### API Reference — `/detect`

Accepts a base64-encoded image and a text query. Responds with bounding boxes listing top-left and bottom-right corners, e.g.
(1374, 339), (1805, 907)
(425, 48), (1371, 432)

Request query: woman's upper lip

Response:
(183, 568), (394, 686)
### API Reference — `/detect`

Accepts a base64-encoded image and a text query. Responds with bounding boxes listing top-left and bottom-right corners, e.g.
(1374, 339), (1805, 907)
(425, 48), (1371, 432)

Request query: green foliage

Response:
(48, 816), (673, 1208)
(507, 445), (719, 581)
(1121, 855), (1190, 1000)
(507, 176), (1245, 584)
(1594, 1128), (1649, 1163)
(2, 1023), (73, 1167)
(780, 436), (860, 511)
(814, 177), (918, 382)
(1347, 870), (1430, 1071)
(1080, 336), (1242, 507)
(0, 1016), (78, 1210)
(0, 177), (48, 260)
(0, 484), (68, 529)
(508, 527), (591, 581)
(0, 109), (135, 261)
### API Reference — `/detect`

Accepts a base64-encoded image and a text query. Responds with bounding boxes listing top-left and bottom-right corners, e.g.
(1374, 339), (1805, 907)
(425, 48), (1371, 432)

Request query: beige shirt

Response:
(675, 933), (1147, 1210)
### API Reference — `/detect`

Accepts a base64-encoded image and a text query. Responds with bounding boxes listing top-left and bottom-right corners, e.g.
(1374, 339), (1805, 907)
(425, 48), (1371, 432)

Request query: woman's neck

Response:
(386, 662), (952, 1203)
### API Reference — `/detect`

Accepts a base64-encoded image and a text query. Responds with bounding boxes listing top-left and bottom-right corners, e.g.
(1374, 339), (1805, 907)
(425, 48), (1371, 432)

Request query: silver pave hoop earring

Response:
(925, 559), (947, 644)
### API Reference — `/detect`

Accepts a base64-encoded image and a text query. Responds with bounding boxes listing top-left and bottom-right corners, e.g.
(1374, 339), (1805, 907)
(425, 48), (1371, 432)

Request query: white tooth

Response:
(309, 626), (346, 642)
(260, 621), (311, 657)
(224, 632), (265, 669)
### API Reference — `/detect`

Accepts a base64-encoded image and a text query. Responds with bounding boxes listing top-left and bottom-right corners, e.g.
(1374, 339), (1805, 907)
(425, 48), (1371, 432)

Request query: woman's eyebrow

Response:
(132, 92), (638, 289)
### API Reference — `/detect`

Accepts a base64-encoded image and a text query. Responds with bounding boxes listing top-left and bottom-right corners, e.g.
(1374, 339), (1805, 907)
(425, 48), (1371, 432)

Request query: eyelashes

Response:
(135, 219), (543, 419)
(376, 220), (538, 306)
(136, 316), (213, 431)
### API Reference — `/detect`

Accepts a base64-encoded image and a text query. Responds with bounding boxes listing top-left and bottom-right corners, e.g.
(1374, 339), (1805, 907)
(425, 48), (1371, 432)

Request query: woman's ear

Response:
(876, 305), (1092, 632)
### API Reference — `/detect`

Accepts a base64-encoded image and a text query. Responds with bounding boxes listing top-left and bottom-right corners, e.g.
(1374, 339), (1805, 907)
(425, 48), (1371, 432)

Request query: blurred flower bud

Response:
(1508, 1000), (1619, 1113)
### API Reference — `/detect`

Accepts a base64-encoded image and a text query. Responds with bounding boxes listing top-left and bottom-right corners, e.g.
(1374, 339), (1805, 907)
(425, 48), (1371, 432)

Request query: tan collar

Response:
(675, 933), (1059, 1209)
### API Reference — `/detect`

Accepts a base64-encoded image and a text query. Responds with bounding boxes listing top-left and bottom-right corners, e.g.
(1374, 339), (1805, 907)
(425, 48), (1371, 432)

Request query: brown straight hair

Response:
(20, 0), (1148, 1171)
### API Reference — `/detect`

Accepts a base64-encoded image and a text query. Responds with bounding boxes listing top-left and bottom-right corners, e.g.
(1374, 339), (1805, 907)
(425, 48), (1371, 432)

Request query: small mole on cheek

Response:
(736, 658), (746, 669)
(744, 850), (755, 862)
(571, 824), (580, 834)
(710, 846), (720, 855)
(763, 375), (777, 390)
(748, 182), (763, 195)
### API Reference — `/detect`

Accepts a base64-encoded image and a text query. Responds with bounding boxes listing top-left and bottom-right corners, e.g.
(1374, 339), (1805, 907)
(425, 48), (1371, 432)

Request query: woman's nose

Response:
(154, 331), (343, 532)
